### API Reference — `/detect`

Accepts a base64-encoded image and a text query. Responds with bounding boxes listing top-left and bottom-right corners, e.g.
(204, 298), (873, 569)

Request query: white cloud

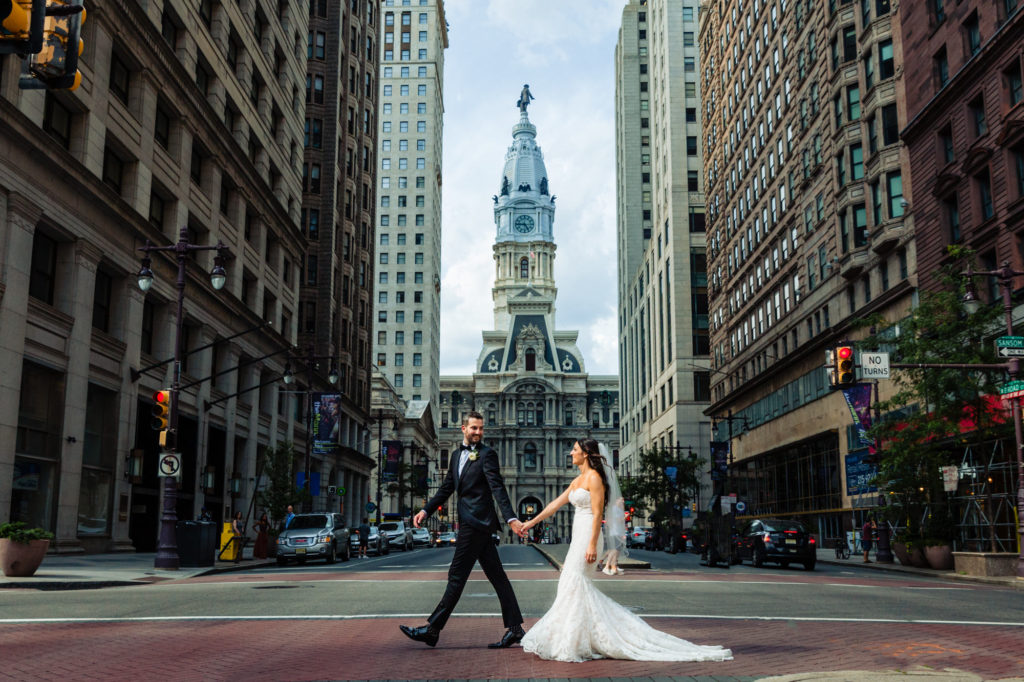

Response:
(439, 0), (623, 376)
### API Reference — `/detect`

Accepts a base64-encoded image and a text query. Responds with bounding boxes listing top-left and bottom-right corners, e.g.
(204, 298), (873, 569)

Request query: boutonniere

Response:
(467, 450), (479, 462)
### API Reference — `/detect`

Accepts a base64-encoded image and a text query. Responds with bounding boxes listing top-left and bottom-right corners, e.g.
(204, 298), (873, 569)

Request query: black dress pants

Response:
(427, 524), (522, 630)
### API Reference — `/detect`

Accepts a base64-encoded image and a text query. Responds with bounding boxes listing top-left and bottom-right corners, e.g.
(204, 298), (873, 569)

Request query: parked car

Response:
(276, 513), (351, 566)
(434, 531), (457, 547)
(628, 527), (651, 549)
(349, 525), (389, 556)
(733, 518), (816, 570)
(379, 520), (414, 551)
(411, 527), (432, 547)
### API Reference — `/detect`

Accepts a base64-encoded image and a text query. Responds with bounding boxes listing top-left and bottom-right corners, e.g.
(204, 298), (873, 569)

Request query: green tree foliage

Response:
(861, 248), (1011, 544)
(257, 440), (310, 531)
(620, 447), (704, 528)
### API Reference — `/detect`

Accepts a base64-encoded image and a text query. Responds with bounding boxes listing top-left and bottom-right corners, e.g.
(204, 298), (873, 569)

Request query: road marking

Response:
(1, 614), (1022, 626)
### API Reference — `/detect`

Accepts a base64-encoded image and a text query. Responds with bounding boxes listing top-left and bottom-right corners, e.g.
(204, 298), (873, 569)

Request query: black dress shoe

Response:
(487, 624), (525, 649)
(400, 624), (439, 647)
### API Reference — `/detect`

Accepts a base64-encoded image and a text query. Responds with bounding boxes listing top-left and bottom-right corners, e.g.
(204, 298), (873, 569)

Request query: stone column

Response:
(111, 285), (147, 552)
(54, 240), (105, 552)
(0, 193), (42, 522)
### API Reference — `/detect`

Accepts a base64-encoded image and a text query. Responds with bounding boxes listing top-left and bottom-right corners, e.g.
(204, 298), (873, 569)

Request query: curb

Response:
(815, 556), (1024, 590)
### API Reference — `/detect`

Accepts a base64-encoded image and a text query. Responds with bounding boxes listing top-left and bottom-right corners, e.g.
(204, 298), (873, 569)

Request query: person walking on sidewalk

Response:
(861, 516), (876, 563)
(357, 518), (371, 558)
(231, 511), (246, 563)
(253, 512), (270, 559)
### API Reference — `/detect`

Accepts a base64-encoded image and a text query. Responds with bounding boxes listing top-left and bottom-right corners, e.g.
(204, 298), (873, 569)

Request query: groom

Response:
(400, 411), (526, 648)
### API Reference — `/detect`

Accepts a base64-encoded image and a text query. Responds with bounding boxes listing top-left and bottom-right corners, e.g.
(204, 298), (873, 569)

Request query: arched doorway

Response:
(518, 495), (544, 543)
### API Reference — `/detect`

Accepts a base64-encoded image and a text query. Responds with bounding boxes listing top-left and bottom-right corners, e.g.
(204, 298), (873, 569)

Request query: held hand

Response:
(412, 510), (426, 528)
(509, 519), (526, 537)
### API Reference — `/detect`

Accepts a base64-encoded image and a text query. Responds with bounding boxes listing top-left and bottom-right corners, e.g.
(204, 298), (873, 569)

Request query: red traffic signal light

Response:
(437, 506), (443, 512)
(151, 389), (171, 432)
(835, 345), (855, 385)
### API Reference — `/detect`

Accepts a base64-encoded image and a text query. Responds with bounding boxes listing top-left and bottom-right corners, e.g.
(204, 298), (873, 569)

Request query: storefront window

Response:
(13, 362), (65, 531)
(78, 384), (118, 536)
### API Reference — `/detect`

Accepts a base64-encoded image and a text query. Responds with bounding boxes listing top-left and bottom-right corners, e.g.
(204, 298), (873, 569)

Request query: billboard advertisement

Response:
(382, 440), (403, 482)
(312, 393), (341, 455)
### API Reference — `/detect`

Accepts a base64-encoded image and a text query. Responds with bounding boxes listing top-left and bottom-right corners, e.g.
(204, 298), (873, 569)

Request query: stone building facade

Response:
(698, 0), (917, 539)
(0, 0), (378, 553)
(437, 102), (620, 542)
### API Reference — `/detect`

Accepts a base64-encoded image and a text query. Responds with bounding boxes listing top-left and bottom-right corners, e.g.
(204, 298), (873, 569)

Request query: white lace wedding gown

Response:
(521, 488), (733, 663)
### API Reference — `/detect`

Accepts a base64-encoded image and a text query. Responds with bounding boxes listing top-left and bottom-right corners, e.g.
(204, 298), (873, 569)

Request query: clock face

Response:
(514, 215), (535, 233)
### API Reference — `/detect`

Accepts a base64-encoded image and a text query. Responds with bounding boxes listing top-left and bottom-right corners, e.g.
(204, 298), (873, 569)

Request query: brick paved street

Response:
(2, 615), (1023, 681)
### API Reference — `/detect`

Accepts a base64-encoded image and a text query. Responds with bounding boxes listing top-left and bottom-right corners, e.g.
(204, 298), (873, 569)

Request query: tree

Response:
(861, 247), (1011, 547)
(386, 461), (428, 516)
(620, 447), (704, 544)
(257, 441), (310, 531)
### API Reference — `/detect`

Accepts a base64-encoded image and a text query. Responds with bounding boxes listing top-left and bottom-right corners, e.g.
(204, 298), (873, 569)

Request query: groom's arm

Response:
(423, 460), (456, 517)
(481, 448), (518, 525)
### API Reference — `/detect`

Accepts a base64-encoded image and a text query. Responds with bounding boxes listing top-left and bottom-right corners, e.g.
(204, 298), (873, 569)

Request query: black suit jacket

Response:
(423, 443), (516, 532)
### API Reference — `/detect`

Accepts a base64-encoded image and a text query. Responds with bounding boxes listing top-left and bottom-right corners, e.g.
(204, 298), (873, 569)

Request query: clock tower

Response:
(491, 103), (557, 330)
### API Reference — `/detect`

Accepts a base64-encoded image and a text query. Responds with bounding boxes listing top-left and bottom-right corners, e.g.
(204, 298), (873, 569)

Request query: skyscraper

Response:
(373, 0), (447, 419)
(615, 0), (711, 503)
(699, 0), (916, 535)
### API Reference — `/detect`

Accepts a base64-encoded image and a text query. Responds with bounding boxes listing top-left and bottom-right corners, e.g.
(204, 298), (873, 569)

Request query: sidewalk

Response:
(0, 545), (276, 590)
(531, 541), (650, 570)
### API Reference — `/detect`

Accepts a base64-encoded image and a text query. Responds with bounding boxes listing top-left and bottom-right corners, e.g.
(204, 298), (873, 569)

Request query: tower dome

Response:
(498, 112), (550, 200)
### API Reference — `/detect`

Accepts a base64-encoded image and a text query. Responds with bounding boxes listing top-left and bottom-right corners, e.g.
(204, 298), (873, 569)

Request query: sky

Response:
(438, 0), (625, 376)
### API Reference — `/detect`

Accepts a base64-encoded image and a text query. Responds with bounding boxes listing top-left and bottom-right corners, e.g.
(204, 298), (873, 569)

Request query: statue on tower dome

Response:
(517, 84), (534, 113)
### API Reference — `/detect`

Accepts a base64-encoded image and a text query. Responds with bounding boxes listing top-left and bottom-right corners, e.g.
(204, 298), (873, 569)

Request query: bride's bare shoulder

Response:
(584, 469), (604, 490)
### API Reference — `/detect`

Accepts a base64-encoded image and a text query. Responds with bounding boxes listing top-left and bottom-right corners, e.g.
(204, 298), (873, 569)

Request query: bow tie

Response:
(462, 444), (478, 452)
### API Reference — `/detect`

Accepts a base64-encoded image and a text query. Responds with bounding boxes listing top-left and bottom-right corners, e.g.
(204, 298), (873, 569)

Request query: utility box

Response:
(176, 521), (216, 567)
(219, 521), (240, 561)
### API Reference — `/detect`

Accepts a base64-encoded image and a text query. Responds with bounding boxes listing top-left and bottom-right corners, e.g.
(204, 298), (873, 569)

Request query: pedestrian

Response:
(253, 512), (270, 559)
(861, 516), (876, 563)
(231, 511), (245, 563)
(358, 517), (371, 558)
(283, 504), (295, 531)
(197, 506), (212, 522)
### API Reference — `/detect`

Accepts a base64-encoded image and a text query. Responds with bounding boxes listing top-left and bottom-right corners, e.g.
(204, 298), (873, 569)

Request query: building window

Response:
(43, 93), (72, 149)
(92, 269), (113, 333)
(1013, 145), (1024, 198)
(963, 11), (981, 56)
(850, 143), (864, 180)
(887, 172), (904, 218)
(29, 232), (58, 306)
(977, 170), (994, 221)
(102, 146), (124, 193)
(109, 51), (130, 104)
(970, 96), (988, 137)
(946, 197), (961, 242)
(1005, 62), (1023, 107)
(940, 125), (955, 164)
(881, 104), (899, 146)
(520, 258), (529, 278)
(879, 39), (894, 79)
(935, 47), (949, 88)
(846, 85), (860, 121)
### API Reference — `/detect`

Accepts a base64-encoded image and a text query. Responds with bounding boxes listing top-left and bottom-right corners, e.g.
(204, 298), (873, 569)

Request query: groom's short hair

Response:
(463, 410), (484, 425)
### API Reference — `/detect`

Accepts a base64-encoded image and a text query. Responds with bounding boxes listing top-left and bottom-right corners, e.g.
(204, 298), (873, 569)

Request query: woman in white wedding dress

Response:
(520, 438), (733, 663)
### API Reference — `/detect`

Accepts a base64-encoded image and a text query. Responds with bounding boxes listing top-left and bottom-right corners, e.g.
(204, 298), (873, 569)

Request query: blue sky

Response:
(438, 0), (624, 376)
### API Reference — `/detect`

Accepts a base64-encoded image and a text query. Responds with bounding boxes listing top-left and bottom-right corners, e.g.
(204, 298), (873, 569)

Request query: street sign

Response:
(158, 452), (181, 478)
(365, 502), (376, 513)
(999, 379), (1024, 395)
(996, 335), (1024, 348)
(997, 346), (1024, 357)
(941, 465), (958, 493)
(337, 486), (346, 497)
(735, 500), (747, 514)
(860, 352), (890, 379)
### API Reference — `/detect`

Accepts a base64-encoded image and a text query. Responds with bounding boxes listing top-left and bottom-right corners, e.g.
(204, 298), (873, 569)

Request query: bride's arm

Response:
(586, 474), (606, 563)
(522, 486), (571, 531)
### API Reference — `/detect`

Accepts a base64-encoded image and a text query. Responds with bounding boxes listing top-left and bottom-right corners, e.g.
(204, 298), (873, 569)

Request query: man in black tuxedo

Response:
(400, 411), (526, 648)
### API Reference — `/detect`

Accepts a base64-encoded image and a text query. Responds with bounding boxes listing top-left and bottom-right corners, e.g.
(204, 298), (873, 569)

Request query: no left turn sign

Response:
(159, 453), (181, 478)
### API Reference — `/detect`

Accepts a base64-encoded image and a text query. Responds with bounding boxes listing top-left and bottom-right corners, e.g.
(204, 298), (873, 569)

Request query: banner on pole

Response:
(840, 384), (875, 453)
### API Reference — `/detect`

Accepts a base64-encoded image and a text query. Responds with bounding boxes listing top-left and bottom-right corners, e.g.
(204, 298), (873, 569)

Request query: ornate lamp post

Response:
(137, 227), (229, 570)
(962, 262), (1024, 579)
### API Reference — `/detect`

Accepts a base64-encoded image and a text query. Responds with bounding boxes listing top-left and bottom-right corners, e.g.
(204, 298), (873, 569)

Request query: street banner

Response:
(296, 471), (321, 496)
(710, 441), (729, 481)
(840, 384), (875, 453)
(382, 440), (403, 482)
(844, 451), (878, 496)
(312, 393), (341, 455)
(664, 465), (678, 486)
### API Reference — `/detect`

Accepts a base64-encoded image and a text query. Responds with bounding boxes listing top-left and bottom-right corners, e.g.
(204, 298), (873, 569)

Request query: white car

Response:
(379, 520), (414, 551)
(411, 527), (431, 547)
(628, 527), (651, 549)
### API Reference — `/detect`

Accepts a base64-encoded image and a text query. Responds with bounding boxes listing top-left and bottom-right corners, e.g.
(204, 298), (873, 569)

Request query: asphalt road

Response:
(1, 543), (1020, 626)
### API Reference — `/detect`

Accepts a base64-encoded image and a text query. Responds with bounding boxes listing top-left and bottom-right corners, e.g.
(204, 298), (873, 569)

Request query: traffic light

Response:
(22, 0), (84, 90)
(151, 388), (171, 446)
(834, 345), (855, 386)
(0, 0), (43, 55)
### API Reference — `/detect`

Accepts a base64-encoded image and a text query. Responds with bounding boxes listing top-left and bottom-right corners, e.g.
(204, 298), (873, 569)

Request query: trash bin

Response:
(176, 521), (216, 567)
(219, 521), (240, 561)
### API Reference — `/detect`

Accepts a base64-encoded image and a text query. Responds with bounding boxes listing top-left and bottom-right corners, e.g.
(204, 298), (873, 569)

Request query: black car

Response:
(733, 518), (816, 570)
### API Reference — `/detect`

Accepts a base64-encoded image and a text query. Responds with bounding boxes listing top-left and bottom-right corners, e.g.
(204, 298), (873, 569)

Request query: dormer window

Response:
(525, 348), (536, 371)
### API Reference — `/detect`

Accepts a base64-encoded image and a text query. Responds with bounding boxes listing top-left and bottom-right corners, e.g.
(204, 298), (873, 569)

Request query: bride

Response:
(519, 438), (733, 663)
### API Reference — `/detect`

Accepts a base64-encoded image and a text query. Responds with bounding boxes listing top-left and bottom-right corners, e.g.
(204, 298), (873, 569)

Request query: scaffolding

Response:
(953, 438), (1019, 553)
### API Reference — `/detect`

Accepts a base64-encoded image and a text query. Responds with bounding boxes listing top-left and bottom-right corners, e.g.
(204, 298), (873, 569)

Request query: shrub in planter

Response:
(0, 522), (55, 577)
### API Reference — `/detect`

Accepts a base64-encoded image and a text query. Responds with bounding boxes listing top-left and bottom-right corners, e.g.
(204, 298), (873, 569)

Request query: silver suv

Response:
(379, 520), (414, 551)
(277, 513), (351, 566)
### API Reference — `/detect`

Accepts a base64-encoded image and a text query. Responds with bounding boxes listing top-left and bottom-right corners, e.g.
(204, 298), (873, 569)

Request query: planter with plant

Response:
(0, 522), (55, 577)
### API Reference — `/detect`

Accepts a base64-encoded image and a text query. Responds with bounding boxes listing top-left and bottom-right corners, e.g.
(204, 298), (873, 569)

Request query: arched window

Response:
(524, 442), (537, 469)
(520, 257), (529, 278)
(525, 347), (536, 371)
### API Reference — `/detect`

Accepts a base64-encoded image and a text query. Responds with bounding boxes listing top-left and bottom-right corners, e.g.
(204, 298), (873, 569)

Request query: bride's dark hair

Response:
(577, 438), (609, 495)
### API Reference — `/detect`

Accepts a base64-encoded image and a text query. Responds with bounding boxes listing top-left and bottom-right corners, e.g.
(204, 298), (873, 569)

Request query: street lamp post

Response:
(282, 345), (339, 511)
(137, 227), (229, 570)
(962, 262), (1024, 579)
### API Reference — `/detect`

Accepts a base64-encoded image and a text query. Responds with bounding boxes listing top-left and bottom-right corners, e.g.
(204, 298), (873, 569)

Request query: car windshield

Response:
(289, 515), (329, 530)
(762, 520), (805, 533)
(379, 523), (399, 531)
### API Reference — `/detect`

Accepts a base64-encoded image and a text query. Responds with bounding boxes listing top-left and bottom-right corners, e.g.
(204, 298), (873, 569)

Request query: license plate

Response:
(295, 547), (306, 554)
(786, 539), (797, 545)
